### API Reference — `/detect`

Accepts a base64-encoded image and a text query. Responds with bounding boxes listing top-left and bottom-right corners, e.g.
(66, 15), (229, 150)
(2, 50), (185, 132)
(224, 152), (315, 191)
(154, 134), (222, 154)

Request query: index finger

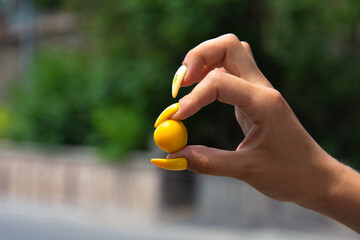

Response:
(171, 69), (263, 123)
(182, 34), (268, 87)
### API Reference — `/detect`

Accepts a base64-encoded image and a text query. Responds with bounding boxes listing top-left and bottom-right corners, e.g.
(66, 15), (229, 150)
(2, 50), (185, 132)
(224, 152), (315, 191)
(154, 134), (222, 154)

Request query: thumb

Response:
(168, 145), (252, 179)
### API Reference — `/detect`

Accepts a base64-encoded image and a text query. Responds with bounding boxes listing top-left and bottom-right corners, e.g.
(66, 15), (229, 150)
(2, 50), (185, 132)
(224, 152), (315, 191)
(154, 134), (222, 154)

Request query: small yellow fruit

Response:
(154, 119), (187, 153)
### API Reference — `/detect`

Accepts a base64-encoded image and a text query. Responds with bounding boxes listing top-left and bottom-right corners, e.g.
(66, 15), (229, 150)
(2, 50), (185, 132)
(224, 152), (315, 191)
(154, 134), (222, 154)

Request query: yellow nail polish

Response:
(154, 103), (179, 128)
(172, 65), (187, 98)
(152, 70), (189, 170)
(151, 158), (187, 171)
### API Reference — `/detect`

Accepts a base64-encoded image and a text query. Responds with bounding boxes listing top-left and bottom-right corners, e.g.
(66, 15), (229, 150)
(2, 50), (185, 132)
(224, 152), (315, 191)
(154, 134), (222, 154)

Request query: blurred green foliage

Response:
(5, 50), (145, 158)
(5, 0), (360, 165)
(0, 105), (9, 136)
(262, 0), (360, 166)
(34, 0), (62, 9)
(6, 50), (94, 145)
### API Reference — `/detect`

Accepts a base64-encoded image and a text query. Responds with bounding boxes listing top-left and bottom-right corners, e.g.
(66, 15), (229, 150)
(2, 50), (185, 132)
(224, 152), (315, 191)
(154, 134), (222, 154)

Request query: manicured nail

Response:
(172, 65), (187, 98)
(151, 158), (187, 171)
(154, 103), (179, 128)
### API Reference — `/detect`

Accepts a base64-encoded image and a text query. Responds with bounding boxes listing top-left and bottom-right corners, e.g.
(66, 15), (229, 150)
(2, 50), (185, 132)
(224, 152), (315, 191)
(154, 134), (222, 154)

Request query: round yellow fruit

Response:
(154, 120), (187, 153)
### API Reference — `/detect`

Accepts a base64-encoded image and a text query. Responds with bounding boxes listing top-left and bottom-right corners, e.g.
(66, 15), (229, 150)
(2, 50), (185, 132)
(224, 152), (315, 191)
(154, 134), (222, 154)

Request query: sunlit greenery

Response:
(5, 0), (359, 165)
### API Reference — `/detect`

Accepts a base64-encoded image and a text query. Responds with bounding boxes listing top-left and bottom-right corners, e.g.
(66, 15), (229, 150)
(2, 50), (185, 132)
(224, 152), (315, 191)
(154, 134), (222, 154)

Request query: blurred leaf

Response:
(91, 105), (145, 159)
(0, 104), (10, 137)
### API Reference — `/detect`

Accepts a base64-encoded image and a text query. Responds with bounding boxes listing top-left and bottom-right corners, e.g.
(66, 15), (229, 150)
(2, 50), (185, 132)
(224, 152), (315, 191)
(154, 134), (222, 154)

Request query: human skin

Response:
(168, 34), (360, 233)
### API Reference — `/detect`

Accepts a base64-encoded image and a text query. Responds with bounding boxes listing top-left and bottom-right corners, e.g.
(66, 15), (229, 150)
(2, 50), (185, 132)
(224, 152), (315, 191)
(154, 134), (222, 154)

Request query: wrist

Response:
(292, 147), (346, 212)
(304, 158), (348, 213)
(299, 154), (360, 233)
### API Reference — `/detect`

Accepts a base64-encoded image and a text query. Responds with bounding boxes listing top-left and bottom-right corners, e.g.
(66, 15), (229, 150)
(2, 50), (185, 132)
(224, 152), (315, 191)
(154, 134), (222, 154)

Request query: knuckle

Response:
(222, 33), (240, 45)
(269, 89), (285, 105)
(240, 41), (251, 51)
(207, 68), (222, 80)
(187, 146), (216, 175)
(262, 89), (287, 112)
(205, 69), (222, 88)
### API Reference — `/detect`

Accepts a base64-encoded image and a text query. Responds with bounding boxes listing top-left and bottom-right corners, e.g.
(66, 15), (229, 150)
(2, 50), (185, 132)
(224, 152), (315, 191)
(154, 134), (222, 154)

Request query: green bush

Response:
(91, 105), (145, 158)
(4, 0), (359, 166)
(5, 49), (148, 159)
(6, 50), (94, 144)
(0, 104), (9, 137)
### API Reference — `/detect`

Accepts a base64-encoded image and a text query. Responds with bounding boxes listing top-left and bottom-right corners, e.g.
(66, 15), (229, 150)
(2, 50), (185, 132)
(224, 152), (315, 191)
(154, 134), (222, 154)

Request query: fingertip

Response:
(182, 55), (204, 86)
(167, 145), (213, 174)
(167, 146), (187, 159)
(180, 63), (193, 87)
(171, 145), (246, 177)
(169, 98), (187, 120)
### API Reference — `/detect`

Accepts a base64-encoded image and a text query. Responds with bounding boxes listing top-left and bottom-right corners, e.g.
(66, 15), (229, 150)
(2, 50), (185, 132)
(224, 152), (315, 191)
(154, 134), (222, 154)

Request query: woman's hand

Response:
(168, 34), (360, 233)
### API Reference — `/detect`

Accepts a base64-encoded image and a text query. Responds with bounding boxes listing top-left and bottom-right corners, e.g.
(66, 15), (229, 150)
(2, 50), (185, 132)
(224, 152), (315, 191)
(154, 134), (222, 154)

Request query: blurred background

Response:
(0, 0), (359, 239)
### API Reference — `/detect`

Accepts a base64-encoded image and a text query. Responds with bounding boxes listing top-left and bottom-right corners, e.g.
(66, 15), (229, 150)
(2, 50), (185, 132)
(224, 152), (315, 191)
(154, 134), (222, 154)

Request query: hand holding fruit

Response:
(150, 34), (360, 233)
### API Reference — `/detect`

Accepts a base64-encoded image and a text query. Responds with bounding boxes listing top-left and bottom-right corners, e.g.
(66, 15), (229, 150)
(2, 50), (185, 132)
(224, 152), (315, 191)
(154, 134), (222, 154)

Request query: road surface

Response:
(0, 200), (357, 240)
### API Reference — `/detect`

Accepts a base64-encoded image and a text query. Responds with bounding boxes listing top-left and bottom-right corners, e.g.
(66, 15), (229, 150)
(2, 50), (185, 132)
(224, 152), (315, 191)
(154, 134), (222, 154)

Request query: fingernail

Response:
(151, 158), (187, 171)
(172, 65), (187, 98)
(154, 103), (180, 128)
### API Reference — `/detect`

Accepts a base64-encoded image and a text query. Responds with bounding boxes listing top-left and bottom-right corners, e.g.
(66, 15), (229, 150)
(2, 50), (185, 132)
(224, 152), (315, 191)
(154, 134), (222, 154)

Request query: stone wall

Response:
(0, 142), (161, 215)
(0, 142), (355, 236)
